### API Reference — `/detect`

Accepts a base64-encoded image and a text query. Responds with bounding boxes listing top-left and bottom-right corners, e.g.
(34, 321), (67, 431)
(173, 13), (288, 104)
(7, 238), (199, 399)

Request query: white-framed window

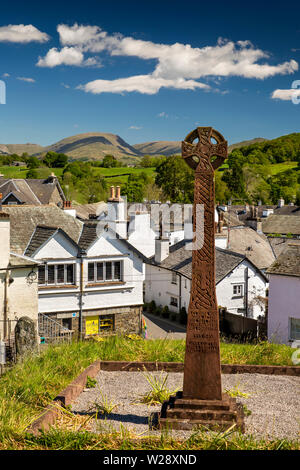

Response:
(170, 296), (178, 307)
(289, 317), (300, 340)
(171, 272), (177, 285)
(38, 263), (75, 286)
(233, 284), (243, 297)
(88, 260), (123, 283)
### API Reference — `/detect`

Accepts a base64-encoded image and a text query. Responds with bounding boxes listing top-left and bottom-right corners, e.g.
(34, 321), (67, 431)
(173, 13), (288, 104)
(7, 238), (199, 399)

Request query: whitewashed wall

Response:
(34, 231), (144, 315)
(0, 266), (39, 339)
(145, 260), (267, 319)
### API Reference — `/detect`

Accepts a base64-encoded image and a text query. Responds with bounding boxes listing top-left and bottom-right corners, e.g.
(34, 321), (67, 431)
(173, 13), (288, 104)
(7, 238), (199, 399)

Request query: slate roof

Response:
(8, 252), (39, 268)
(273, 205), (300, 216)
(0, 176), (65, 205)
(227, 226), (275, 269)
(262, 215), (300, 235)
(24, 226), (59, 257)
(267, 237), (300, 258)
(73, 201), (107, 220)
(78, 221), (149, 262)
(266, 244), (300, 278)
(147, 240), (263, 284)
(2, 205), (83, 254)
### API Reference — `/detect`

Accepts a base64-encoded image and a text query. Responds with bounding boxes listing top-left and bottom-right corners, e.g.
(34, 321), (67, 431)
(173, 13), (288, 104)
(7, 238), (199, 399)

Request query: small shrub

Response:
(161, 306), (169, 319)
(149, 300), (156, 313)
(243, 405), (252, 416)
(86, 376), (97, 389)
(154, 307), (162, 316)
(179, 307), (187, 325)
(139, 370), (179, 406)
(225, 384), (250, 399)
(95, 392), (118, 416)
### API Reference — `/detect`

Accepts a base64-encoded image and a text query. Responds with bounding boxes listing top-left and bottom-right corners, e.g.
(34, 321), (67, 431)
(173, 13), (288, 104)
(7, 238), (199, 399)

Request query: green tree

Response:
(155, 155), (194, 202)
(102, 155), (122, 168)
(26, 169), (38, 178)
(27, 156), (40, 169)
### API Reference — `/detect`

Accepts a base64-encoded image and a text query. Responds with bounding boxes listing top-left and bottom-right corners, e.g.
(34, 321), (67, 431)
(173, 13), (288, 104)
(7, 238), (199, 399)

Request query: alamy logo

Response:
(0, 80), (6, 104)
(95, 198), (205, 251)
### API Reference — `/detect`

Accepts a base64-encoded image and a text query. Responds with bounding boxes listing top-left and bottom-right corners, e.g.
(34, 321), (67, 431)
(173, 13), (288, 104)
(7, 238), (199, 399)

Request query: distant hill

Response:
(40, 133), (142, 161)
(0, 133), (268, 161)
(6, 143), (45, 156)
(133, 137), (268, 156)
(0, 133), (142, 161)
(133, 141), (181, 156)
(0, 143), (44, 156)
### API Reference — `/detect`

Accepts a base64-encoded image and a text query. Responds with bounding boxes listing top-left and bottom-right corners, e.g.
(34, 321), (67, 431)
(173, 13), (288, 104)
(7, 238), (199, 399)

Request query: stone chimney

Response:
(246, 204), (262, 233)
(107, 186), (127, 238)
(0, 197), (10, 267)
(63, 200), (76, 218)
(154, 226), (170, 263)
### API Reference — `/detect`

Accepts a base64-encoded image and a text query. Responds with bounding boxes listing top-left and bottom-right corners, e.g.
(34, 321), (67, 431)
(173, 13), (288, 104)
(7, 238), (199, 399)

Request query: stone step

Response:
(172, 398), (231, 410)
(166, 408), (237, 422)
(159, 417), (239, 431)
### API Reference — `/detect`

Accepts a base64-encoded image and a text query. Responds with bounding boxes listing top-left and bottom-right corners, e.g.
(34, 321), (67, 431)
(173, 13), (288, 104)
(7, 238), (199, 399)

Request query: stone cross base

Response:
(159, 391), (245, 432)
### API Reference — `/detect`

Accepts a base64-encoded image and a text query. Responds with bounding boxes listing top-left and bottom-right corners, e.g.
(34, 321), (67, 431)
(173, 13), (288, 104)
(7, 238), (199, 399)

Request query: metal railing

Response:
(38, 313), (73, 344)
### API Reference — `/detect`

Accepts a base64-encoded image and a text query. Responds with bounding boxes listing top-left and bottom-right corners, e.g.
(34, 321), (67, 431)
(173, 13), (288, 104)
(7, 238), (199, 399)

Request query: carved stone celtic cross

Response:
(182, 127), (227, 400)
(159, 127), (244, 432)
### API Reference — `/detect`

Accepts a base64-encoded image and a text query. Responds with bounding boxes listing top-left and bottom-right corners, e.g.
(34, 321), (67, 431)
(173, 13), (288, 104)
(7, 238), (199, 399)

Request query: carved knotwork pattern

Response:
(182, 127), (227, 343)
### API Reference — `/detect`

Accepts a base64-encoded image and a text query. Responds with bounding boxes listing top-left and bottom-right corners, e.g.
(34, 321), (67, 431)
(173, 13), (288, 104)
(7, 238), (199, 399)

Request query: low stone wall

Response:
(27, 359), (300, 435)
(100, 361), (300, 376)
(28, 361), (101, 435)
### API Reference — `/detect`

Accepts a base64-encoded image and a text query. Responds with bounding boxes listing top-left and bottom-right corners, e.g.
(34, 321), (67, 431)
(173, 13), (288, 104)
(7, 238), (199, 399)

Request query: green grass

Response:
(15, 428), (300, 450)
(92, 166), (156, 186)
(0, 336), (298, 450)
(0, 166), (64, 179)
(267, 161), (298, 176)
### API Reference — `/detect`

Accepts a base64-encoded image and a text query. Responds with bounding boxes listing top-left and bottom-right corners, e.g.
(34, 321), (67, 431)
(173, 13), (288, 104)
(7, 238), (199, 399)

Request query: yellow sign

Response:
(85, 316), (99, 336)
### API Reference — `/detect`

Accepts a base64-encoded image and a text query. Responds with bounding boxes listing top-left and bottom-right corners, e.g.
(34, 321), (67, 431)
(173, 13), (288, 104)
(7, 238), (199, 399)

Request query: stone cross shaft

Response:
(182, 127), (227, 400)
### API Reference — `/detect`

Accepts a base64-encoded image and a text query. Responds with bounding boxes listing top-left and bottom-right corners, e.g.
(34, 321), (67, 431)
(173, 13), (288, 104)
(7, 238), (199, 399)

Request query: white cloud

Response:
(271, 88), (300, 101)
(44, 23), (299, 95)
(129, 125), (142, 129)
(17, 76), (35, 83)
(158, 111), (168, 118)
(37, 46), (101, 68)
(61, 82), (70, 88)
(2, 73), (10, 78)
(0, 24), (49, 43)
(77, 75), (209, 95)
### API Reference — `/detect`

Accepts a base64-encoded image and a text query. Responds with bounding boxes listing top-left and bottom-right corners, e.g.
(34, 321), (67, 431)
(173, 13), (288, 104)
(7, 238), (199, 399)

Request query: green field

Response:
(267, 161), (298, 175)
(0, 166), (64, 179)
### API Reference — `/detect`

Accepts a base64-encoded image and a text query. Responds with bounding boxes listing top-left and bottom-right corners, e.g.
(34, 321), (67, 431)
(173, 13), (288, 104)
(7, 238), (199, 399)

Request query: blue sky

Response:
(0, 0), (299, 147)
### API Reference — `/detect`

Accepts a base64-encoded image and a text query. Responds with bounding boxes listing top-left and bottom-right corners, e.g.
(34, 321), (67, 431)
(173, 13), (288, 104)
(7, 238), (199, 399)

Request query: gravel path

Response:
(71, 371), (300, 440)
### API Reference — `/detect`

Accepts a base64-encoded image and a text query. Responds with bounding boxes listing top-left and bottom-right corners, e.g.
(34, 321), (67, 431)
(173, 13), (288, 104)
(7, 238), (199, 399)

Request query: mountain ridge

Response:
(0, 133), (268, 160)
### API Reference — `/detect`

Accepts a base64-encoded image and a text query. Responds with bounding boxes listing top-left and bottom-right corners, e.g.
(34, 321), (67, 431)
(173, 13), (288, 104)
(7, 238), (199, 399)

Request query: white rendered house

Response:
(267, 244), (300, 345)
(145, 239), (268, 319)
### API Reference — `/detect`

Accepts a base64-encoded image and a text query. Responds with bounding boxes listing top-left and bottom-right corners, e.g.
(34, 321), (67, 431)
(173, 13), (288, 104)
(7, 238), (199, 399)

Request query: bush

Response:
(179, 307), (187, 325)
(154, 307), (162, 316)
(161, 306), (170, 319)
(149, 300), (156, 313)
